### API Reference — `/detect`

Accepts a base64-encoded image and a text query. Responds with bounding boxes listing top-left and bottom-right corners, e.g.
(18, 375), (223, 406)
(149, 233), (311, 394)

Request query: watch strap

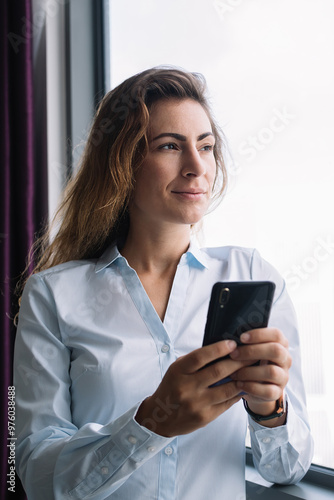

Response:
(243, 394), (286, 422)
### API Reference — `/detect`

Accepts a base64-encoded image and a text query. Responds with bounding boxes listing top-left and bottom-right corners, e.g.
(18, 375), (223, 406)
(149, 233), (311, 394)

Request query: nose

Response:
(180, 147), (206, 178)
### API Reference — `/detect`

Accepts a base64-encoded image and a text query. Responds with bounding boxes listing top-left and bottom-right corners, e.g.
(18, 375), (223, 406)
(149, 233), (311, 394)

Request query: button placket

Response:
(262, 437), (272, 444)
(164, 446), (173, 456)
(128, 435), (137, 444)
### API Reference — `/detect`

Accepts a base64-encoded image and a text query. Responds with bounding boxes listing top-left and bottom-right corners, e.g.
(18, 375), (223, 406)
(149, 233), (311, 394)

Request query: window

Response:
(106, 0), (334, 472)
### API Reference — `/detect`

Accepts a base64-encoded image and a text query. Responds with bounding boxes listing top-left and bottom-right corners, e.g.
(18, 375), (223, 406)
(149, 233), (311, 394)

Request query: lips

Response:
(171, 189), (206, 201)
(171, 188), (206, 195)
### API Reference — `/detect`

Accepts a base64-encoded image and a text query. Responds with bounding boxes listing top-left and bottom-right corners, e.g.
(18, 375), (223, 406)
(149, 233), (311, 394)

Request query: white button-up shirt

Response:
(14, 243), (313, 499)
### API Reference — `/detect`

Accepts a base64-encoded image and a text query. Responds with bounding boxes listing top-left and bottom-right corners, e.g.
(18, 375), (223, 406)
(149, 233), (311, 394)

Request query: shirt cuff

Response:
(67, 402), (174, 499)
(126, 401), (175, 463)
(247, 393), (303, 482)
(248, 393), (291, 450)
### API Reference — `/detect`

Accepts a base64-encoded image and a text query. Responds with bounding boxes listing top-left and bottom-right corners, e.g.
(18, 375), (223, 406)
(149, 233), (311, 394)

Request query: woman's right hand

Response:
(135, 340), (251, 437)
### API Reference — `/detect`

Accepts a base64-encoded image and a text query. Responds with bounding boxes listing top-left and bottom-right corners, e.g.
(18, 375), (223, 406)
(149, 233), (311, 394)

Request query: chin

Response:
(161, 205), (209, 227)
(175, 212), (205, 226)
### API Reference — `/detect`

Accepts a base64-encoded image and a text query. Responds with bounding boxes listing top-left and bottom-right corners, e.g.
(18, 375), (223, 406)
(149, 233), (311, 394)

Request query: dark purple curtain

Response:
(1, 1), (47, 499)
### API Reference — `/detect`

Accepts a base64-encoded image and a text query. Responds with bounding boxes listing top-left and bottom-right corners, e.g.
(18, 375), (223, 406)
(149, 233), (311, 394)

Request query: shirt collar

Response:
(183, 240), (209, 269)
(95, 239), (209, 273)
(95, 245), (123, 273)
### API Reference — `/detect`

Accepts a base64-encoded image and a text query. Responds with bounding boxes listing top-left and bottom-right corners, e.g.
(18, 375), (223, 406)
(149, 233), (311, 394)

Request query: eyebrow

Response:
(151, 132), (214, 142)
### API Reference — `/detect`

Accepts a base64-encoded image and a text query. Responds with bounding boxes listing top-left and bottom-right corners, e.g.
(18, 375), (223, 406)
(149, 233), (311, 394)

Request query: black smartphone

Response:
(202, 281), (276, 386)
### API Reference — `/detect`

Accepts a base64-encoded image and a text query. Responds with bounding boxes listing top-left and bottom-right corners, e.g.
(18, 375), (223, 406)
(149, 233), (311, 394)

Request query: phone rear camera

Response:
(219, 288), (230, 307)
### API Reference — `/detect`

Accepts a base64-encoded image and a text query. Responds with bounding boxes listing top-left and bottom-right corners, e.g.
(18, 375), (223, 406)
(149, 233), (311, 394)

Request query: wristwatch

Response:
(243, 393), (286, 422)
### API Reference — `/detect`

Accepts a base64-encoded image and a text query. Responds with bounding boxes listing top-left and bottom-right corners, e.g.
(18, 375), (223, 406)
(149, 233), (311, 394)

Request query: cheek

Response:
(132, 169), (165, 208)
(132, 180), (151, 207)
(136, 162), (171, 192)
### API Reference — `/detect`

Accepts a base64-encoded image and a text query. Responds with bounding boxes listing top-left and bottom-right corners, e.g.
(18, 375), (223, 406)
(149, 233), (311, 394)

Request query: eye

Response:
(200, 144), (214, 152)
(158, 143), (178, 150)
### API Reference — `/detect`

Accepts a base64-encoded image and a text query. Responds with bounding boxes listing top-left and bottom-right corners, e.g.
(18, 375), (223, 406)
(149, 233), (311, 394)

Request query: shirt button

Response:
(161, 344), (170, 353)
(164, 446), (173, 456)
(147, 446), (156, 453)
(101, 467), (109, 475)
(128, 435), (137, 444)
(262, 437), (272, 444)
(264, 463), (272, 469)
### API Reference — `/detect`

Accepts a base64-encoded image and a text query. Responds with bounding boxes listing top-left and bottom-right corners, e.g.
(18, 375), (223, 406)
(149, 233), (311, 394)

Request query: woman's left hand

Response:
(229, 327), (292, 426)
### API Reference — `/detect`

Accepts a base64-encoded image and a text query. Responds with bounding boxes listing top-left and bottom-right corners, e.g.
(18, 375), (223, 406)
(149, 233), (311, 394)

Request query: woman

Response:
(14, 67), (313, 499)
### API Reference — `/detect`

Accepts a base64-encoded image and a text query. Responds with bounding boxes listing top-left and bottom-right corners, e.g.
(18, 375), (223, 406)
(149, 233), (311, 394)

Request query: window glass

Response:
(107, 0), (334, 469)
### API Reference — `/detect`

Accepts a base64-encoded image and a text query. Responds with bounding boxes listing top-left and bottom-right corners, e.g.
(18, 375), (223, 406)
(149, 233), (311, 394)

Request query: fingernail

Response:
(240, 333), (250, 342)
(227, 340), (237, 350)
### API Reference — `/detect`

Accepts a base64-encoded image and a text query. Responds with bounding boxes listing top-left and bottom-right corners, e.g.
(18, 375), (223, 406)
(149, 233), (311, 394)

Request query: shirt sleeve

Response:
(14, 275), (173, 500)
(248, 249), (314, 484)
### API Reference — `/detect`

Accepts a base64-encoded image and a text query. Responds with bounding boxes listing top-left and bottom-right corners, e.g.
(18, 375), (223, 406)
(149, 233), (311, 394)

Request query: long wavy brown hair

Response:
(20, 67), (228, 291)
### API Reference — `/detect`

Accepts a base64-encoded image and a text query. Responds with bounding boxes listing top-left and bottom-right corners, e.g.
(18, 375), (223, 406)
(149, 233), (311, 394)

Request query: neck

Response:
(121, 222), (191, 274)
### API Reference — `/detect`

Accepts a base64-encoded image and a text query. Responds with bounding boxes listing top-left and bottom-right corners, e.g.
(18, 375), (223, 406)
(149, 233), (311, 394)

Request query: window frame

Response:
(65, 0), (106, 173)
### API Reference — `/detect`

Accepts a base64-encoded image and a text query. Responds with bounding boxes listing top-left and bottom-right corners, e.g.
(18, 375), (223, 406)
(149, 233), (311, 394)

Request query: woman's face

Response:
(130, 98), (217, 229)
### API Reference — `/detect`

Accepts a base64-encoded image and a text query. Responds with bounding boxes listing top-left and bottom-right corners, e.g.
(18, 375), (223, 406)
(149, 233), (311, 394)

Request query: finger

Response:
(239, 382), (283, 402)
(180, 340), (238, 374)
(231, 363), (289, 387)
(230, 342), (291, 368)
(199, 357), (254, 388)
(197, 382), (244, 417)
(208, 381), (245, 404)
(240, 328), (289, 349)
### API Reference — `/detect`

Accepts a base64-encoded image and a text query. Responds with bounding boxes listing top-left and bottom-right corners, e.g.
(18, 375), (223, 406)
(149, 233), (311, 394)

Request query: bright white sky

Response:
(109, 0), (334, 466)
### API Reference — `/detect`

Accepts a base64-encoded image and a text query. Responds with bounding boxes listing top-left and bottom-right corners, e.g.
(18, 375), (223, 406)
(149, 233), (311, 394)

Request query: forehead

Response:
(147, 98), (212, 136)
